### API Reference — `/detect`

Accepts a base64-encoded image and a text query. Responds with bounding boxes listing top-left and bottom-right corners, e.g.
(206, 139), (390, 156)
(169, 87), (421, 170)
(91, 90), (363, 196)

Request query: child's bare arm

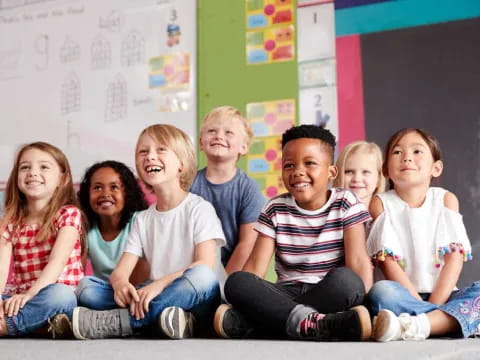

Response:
(429, 191), (463, 305)
(4, 226), (78, 317)
(243, 234), (275, 278)
(369, 195), (384, 221)
(225, 223), (257, 274)
(0, 238), (12, 296)
(429, 252), (463, 305)
(132, 239), (216, 320)
(110, 252), (140, 308)
(344, 223), (373, 291)
(379, 257), (423, 300)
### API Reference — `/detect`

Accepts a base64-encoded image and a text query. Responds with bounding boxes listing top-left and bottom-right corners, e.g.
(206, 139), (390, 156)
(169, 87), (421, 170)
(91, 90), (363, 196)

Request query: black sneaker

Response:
(299, 305), (372, 341)
(213, 304), (254, 339)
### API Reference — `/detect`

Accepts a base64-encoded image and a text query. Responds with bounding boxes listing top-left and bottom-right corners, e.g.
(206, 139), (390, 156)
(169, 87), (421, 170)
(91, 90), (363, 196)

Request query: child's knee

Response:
(47, 284), (77, 310)
(183, 264), (218, 293)
(224, 271), (256, 300)
(368, 280), (398, 310)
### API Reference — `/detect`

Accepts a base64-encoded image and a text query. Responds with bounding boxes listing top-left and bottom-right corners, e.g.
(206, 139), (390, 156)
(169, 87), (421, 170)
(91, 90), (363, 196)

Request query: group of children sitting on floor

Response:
(1, 106), (479, 341)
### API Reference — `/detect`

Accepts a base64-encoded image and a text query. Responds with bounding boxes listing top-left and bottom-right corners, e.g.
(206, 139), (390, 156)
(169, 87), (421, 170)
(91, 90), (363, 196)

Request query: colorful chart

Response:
(251, 173), (287, 198)
(247, 98), (295, 137)
(247, 24), (295, 64)
(148, 52), (190, 89)
(246, 0), (294, 29)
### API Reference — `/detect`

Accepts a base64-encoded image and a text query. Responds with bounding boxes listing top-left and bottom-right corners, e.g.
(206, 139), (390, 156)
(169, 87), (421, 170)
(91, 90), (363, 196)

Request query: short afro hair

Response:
(281, 125), (336, 162)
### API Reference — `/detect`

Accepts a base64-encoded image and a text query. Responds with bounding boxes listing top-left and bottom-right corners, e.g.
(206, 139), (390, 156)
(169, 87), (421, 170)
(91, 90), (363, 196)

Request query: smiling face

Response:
(282, 138), (337, 211)
(200, 115), (248, 163)
(344, 152), (379, 205)
(17, 148), (63, 203)
(386, 131), (443, 189)
(89, 167), (125, 222)
(136, 133), (183, 191)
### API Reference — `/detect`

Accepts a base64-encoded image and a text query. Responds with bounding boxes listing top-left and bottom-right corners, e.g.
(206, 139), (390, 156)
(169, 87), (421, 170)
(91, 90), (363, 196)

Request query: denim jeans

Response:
(2, 283), (77, 336)
(76, 265), (220, 330)
(368, 280), (480, 337)
(225, 267), (366, 337)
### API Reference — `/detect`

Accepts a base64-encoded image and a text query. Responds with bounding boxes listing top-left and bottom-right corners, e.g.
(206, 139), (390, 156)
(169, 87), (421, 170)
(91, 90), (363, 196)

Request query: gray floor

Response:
(2, 338), (480, 360)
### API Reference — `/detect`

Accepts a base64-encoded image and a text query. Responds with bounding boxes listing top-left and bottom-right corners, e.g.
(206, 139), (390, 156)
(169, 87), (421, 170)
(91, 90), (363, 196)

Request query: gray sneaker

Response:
(160, 306), (195, 339)
(48, 314), (73, 339)
(72, 307), (132, 340)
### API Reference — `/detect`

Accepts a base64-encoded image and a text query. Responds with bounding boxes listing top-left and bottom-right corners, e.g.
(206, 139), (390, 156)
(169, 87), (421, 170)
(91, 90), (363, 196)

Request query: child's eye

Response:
(138, 149), (148, 155)
(225, 130), (234, 135)
(41, 165), (50, 170)
(19, 165), (30, 171)
(207, 129), (216, 134)
(283, 163), (293, 169)
(363, 170), (371, 175)
(345, 169), (353, 175)
(92, 185), (102, 191)
(305, 161), (316, 166)
(111, 184), (121, 191)
(157, 146), (168, 153)
(413, 149), (423, 154)
(392, 150), (402, 155)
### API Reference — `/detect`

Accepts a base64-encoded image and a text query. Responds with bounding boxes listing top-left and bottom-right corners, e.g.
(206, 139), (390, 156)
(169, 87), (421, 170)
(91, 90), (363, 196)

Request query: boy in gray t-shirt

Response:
(191, 106), (265, 274)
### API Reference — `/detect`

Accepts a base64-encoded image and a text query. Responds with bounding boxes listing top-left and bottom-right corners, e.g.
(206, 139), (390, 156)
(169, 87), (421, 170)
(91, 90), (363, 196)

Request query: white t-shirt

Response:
(367, 187), (472, 293)
(124, 193), (226, 281)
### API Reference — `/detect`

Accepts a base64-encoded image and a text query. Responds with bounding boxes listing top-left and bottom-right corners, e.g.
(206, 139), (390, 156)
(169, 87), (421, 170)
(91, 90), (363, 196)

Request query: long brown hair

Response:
(0, 142), (85, 251)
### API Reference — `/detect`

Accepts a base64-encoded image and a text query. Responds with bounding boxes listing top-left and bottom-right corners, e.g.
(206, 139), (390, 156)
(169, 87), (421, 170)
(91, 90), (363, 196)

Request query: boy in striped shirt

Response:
(214, 124), (374, 341)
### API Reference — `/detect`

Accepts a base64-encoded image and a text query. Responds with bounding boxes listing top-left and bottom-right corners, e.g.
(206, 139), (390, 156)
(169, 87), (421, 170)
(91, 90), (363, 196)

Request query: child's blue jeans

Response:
(76, 264), (220, 330)
(368, 280), (480, 337)
(2, 283), (77, 336)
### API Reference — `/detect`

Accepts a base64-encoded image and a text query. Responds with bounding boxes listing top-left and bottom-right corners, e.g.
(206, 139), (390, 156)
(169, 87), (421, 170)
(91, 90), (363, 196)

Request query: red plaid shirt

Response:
(2, 205), (84, 294)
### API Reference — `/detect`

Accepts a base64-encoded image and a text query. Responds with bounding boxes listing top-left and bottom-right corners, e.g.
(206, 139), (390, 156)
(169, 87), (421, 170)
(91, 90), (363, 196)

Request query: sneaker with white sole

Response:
(48, 314), (73, 339)
(72, 307), (132, 340)
(298, 305), (372, 341)
(373, 309), (428, 342)
(213, 304), (254, 339)
(160, 306), (195, 339)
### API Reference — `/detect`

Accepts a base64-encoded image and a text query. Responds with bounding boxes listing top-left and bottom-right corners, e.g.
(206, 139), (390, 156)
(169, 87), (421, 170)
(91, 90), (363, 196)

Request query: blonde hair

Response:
(334, 141), (385, 197)
(136, 124), (196, 191)
(0, 142), (85, 252)
(200, 106), (254, 148)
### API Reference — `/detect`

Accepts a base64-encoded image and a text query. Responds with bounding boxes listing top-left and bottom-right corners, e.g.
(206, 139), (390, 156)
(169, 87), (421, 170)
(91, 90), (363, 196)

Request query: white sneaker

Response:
(473, 323), (480, 337)
(373, 309), (428, 342)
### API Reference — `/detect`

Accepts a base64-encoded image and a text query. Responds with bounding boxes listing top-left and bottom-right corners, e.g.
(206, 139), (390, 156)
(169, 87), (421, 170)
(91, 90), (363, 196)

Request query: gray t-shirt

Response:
(190, 168), (265, 265)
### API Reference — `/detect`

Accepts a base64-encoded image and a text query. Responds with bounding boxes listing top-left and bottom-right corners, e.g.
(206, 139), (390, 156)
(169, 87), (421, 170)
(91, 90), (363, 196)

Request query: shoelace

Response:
(398, 313), (425, 341)
(300, 312), (325, 337)
(47, 317), (58, 339)
(91, 311), (120, 337)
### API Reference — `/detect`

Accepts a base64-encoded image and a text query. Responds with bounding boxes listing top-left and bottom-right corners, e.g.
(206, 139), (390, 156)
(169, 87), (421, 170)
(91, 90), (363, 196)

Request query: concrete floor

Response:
(2, 338), (480, 360)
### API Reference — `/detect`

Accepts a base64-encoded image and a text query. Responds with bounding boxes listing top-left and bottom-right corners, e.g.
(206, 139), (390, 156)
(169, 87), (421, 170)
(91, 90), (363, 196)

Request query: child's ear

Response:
(329, 165), (338, 180)
(432, 160), (443, 178)
(239, 140), (248, 156)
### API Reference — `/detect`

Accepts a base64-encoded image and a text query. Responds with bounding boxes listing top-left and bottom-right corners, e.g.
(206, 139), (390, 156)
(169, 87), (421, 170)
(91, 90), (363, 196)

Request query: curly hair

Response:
(78, 161), (148, 230)
(281, 124), (336, 162)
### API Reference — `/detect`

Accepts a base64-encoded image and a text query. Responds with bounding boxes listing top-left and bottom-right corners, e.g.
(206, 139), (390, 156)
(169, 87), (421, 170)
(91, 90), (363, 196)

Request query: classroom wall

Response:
(197, 0), (298, 169)
(335, 0), (480, 286)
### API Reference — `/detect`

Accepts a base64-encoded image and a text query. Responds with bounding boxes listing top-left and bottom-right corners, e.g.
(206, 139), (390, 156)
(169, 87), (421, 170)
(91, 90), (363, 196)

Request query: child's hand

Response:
(112, 281), (139, 308)
(3, 293), (33, 317)
(130, 280), (166, 320)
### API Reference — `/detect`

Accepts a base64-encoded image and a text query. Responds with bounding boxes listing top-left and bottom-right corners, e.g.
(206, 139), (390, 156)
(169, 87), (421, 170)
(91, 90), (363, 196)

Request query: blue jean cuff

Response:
(5, 316), (19, 336)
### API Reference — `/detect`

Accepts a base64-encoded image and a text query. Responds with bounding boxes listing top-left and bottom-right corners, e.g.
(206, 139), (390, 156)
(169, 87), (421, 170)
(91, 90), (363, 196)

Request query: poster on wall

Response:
(245, 0), (295, 65)
(246, 98), (295, 198)
(297, 1), (338, 139)
(0, 0), (197, 183)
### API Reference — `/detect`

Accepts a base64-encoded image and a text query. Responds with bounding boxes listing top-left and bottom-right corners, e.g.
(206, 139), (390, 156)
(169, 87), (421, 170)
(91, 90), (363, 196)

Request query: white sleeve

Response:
(435, 207), (473, 262)
(123, 215), (144, 258)
(192, 200), (226, 247)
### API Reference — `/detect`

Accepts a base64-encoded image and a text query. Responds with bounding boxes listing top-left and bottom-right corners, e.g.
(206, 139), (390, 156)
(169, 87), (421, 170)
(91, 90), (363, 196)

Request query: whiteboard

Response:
(0, 0), (197, 182)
